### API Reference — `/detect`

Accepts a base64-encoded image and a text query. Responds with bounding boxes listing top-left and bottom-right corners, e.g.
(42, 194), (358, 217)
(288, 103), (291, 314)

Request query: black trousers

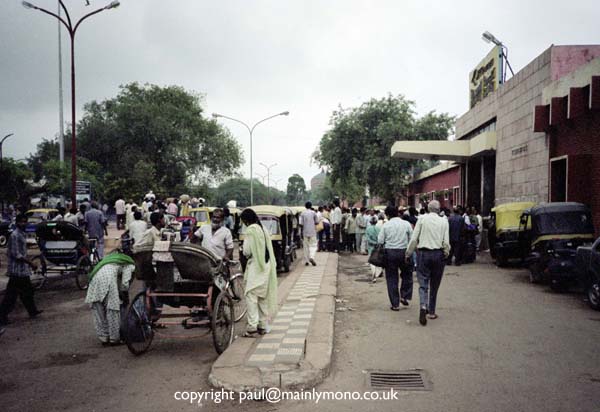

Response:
(448, 240), (462, 264)
(0, 276), (39, 324)
(332, 224), (341, 252)
(384, 248), (413, 308)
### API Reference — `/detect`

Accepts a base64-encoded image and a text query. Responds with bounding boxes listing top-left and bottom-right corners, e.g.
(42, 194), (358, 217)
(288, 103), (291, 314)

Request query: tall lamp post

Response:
(259, 162), (277, 202)
(482, 31), (515, 83)
(212, 111), (289, 206)
(23, 0), (120, 207)
(1, 133), (14, 215)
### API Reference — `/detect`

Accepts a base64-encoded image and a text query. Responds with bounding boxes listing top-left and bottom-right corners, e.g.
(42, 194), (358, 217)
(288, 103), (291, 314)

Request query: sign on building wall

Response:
(469, 46), (503, 108)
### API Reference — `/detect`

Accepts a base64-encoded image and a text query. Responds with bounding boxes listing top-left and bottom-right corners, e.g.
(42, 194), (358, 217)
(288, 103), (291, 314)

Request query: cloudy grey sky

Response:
(1, 0), (599, 190)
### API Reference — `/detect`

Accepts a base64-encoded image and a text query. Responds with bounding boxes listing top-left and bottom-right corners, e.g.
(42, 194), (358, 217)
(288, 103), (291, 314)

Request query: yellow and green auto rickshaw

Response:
(488, 202), (536, 266)
(239, 205), (295, 273)
(520, 202), (595, 290)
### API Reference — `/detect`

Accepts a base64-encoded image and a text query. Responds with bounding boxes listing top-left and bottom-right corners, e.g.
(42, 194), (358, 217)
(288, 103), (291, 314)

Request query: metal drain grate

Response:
(367, 370), (431, 391)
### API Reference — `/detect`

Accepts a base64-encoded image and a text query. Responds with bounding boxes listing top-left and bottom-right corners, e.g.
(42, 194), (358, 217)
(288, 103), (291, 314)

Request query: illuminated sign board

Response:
(469, 46), (503, 108)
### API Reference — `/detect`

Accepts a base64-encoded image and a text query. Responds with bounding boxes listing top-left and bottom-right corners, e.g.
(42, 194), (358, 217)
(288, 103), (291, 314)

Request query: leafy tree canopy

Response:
(314, 94), (454, 202)
(214, 178), (286, 208)
(286, 174), (307, 205)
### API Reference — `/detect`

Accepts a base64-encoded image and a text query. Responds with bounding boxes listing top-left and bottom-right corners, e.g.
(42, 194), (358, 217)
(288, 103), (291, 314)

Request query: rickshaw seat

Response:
(44, 240), (78, 250)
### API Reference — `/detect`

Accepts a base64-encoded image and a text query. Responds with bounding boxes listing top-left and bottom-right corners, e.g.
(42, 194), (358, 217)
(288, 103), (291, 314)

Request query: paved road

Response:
(283, 252), (600, 412)
(1, 250), (599, 412)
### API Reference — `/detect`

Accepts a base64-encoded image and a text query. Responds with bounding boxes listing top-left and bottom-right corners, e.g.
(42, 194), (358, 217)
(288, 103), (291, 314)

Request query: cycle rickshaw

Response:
(125, 241), (246, 355)
(31, 221), (99, 290)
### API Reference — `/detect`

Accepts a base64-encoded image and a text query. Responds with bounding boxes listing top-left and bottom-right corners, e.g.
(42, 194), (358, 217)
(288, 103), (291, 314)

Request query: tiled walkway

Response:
(247, 253), (329, 367)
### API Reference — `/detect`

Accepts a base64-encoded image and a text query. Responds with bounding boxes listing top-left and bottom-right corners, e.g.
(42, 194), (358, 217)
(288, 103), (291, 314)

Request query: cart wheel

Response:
(125, 291), (154, 355)
(30, 255), (47, 290)
(212, 291), (235, 354)
(75, 255), (92, 290)
(229, 275), (247, 322)
(0, 234), (7, 248)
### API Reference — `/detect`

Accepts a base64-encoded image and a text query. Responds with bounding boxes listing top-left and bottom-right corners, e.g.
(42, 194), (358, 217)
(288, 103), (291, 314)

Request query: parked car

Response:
(575, 236), (600, 310)
(521, 202), (595, 291)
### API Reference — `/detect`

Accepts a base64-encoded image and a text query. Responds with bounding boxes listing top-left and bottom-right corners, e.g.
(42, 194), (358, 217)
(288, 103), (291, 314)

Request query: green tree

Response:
(215, 178), (287, 207)
(286, 174), (306, 205)
(0, 158), (37, 207)
(314, 94), (454, 202)
(76, 82), (243, 202)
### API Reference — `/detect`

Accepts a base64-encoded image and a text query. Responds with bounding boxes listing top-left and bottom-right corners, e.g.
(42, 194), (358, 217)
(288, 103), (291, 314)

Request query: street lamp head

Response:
(280, 111), (290, 116)
(104, 1), (120, 10)
(212, 113), (221, 119)
(482, 31), (503, 47)
(22, 1), (37, 10)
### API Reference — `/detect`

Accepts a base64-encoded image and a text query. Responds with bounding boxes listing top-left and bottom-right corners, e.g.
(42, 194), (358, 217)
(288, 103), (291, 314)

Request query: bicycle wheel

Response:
(125, 291), (154, 355)
(229, 275), (247, 322)
(212, 291), (235, 354)
(30, 255), (47, 290)
(75, 255), (92, 290)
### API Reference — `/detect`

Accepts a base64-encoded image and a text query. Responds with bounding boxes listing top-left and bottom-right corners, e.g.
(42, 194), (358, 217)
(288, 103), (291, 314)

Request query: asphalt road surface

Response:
(1, 250), (599, 412)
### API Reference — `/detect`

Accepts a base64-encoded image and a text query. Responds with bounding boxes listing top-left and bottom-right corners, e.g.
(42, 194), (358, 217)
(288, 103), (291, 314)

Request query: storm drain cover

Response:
(367, 369), (431, 391)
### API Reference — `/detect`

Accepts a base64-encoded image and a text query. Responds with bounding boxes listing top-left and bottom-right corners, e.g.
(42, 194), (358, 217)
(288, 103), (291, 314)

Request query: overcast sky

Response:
(2, 0), (599, 191)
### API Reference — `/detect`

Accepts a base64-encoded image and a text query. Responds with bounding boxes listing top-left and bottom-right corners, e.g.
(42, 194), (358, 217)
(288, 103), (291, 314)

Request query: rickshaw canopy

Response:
(526, 202), (594, 239)
(35, 221), (85, 242)
(492, 202), (535, 234)
(249, 205), (292, 217)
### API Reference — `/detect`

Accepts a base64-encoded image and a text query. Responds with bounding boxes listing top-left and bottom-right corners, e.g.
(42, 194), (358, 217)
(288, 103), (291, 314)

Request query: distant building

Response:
(310, 169), (327, 191)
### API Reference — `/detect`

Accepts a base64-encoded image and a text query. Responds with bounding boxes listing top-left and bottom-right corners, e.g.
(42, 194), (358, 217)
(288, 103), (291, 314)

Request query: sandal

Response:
(427, 314), (438, 319)
(242, 330), (258, 338)
(390, 306), (400, 311)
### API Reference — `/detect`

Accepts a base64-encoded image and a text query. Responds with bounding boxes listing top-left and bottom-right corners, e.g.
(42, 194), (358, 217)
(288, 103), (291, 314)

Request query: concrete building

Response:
(392, 45), (600, 219)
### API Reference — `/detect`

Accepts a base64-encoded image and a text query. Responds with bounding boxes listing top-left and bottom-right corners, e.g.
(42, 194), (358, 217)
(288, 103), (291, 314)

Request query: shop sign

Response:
(469, 46), (503, 108)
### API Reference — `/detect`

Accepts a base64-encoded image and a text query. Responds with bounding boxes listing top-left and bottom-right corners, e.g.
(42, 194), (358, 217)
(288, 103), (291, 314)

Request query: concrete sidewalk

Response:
(209, 252), (338, 391)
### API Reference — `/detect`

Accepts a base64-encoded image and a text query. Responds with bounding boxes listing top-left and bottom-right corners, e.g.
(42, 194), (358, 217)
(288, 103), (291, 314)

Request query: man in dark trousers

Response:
(0, 214), (43, 335)
(447, 207), (465, 266)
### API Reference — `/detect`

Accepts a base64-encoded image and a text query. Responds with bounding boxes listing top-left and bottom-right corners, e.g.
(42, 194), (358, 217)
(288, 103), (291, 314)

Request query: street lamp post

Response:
(23, 0), (120, 207)
(212, 111), (289, 206)
(1, 133), (14, 215)
(482, 31), (515, 83)
(259, 162), (277, 202)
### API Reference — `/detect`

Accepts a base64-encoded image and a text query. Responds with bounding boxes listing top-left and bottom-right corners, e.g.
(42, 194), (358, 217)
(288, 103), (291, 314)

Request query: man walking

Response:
(85, 202), (107, 258)
(299, 201), (319, 266)
(0, 214), (43, 333)
(345, 208), (358, 253)
(447, 207), (464, 266)
(115, 197), (126, 230)
(355, 208), (367, 254)
(330, 200), (342, 253)
(378, 206), (414, 310)
(407, 200), (450, 326)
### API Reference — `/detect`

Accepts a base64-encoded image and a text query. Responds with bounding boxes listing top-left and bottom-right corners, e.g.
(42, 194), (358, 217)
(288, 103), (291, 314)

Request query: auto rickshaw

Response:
(239, 205), (295, 273)
(488, 202), (536, 266)
(520, 202), (595, 291)
(25, 208), (59, 245)
(189, 207), (211, 229)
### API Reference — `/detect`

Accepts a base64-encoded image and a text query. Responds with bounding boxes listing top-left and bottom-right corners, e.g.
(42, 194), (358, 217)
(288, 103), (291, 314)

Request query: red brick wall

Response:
(409, 166), (461, 209)
(549, 111), (600, 236)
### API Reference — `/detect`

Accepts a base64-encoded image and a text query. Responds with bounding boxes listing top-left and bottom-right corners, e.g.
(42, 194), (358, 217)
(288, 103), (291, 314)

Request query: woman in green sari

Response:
(240, 209), (278, 337)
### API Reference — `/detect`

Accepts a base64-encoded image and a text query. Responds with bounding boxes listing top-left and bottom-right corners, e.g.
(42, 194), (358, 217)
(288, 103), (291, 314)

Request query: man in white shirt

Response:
(299, 201), (319, 266)
(114, 197), (126, 230)
(330, 200), (342, 253)
(406, 200), (450, 326)
(191, 208), (233, 260)
(128, 211), (148, 246)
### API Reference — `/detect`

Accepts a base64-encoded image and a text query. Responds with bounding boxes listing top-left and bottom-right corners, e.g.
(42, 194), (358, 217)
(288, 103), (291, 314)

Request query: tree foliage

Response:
(214, 178), (286, 207)
(286, 174), (307, 205)
(314, 94), (454, 203)
(76, 82), (243, 200)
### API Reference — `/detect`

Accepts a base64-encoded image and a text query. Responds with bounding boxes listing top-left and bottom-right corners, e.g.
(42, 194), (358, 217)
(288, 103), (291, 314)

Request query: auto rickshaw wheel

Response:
(283, 254), (291, 273)
(586, 280), (600, 311)
(0, 234), (7, 248)
(125, 291), (154, 355)
(30, 255), (47, 290)
(495, 254), (507, 267)
(75, 255), (92, 290)
(212, 291), (235, 354)
(549, 278), (568, 293)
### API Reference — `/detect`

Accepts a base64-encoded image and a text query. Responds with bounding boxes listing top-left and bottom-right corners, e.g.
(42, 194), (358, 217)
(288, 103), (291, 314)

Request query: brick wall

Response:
(549, 112), (600, 235)
(409, 166), (461, 209)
